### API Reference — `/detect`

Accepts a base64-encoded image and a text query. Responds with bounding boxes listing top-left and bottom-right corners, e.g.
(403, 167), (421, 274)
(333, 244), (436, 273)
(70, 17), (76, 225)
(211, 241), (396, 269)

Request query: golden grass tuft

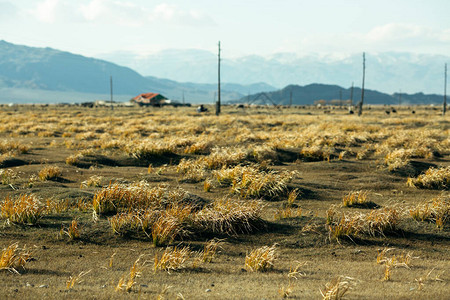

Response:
(407, 166), (450, 190)
(244, 244), (276, 272)
(92, 182), (187, 215)
(38, 165), (62, 181)
(66, 269), (91, 290)
(384, 149), (412, 171)
(1, 194), (45, 225)
(80, 175), (103, 188)
(409, 193), (449, 229)
(342, 190), (373, 208)
(213, 165), (297, 199)
(152, 214), (185, 247)
(116, 255), (146, 292)
(327, 207), (400, 242)
(201, 238), (223, 263)
(154, 246), (190, 273)
(274, 206), (302, 220)
(0, 242), (32, 274)
(60, 220), (81, 241)
(320, 276), (354, 300)
(193, 197), (263, 235)
(0, 169), (19, 185)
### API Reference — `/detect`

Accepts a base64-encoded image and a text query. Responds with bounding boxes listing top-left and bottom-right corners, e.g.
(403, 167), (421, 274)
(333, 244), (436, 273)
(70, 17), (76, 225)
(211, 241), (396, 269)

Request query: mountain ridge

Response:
(98, 48), (449, 95)
(0, 40), (446, 105)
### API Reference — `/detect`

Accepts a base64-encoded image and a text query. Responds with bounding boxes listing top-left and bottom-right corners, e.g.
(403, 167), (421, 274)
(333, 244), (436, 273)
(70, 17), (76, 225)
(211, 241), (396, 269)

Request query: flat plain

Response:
(0, 104), (449, 299)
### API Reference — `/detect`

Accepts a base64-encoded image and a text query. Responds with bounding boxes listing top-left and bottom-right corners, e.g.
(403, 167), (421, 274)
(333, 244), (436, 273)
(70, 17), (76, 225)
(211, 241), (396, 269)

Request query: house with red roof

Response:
(132, 93), (168, 106)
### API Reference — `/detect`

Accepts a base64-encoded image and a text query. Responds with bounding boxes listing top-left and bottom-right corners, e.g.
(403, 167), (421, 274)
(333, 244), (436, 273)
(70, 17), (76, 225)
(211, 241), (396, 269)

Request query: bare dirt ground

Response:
(0, 104), (449, 299)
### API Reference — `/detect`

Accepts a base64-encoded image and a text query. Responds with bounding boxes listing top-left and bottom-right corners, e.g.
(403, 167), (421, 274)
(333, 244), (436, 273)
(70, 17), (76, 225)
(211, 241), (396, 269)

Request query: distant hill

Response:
(98, 49), (450, 95)
(0, 40), (274, 103)
(239, 84), (444, 106)
(0, 41), (445, 105)
(0, 40), (152, 95)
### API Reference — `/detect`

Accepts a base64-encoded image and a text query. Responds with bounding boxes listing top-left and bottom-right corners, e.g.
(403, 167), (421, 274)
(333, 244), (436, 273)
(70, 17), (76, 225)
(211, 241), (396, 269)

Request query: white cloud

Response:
(0, 1), (18, 19)
(35, 0), (60, 23)
(79, 0), (146, 26)
(275, 23), (450, 56)
(366, 23), (439, 43)
(148, 3), (216, 27)
(80, 0), (104, 21)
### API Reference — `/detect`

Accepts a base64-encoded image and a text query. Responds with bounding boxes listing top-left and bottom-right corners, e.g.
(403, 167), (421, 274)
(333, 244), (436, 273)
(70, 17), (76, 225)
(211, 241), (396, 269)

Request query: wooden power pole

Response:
(216, 41), (221, 116)
(444, 63), (447, 116)
(358, 52), (366, 116)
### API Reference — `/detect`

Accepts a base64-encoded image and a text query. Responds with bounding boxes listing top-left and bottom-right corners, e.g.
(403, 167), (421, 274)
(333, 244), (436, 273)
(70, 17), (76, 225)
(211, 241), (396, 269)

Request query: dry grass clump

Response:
(125, 141), (175, 160)
(60, 220), (81, 241)
(377, 248), (413, 281)
(363, 208), (400, 236)
(66, 270), (91, 290)
(407, 166), (450, 189)
(342, 190), (378, 209)
(384, 149), (412, 171)
(251, 145), (278, 163)
(299, 146), (334, 161)
(0, 242), (32, 274)
(154, 246), (190, 273)
(414, 268), (445, 291)
(0, 140), (30, 156)
(200, 238), (223, 263)
(108, 197), (262, 244)
(274, 207), (302, 220)
(342, 190), (368, 207)
(108, 211), (150, 235)
(152, 213), (188, 247)
(38, 165), (62, 181)
(200, 146), (250, 169)
(107, 206), (190, 244)
(244, 244), (276, 272)
(92, 182), (187, 215)
(0, 169), (19, 185)
(213, 165), (297, 199)
(116, 256), (146, 292)
(81, 175), (103, 188)
(176, 158), (207, 183)
(184, 140), (212, 154)
(320, 276), (354, 300)
(65, 153), (83, 165)
(410, 194), (449, 229)
(193, 198), (263, 235)
(327, 207), (400, 242)
(1, 194), (45, 225)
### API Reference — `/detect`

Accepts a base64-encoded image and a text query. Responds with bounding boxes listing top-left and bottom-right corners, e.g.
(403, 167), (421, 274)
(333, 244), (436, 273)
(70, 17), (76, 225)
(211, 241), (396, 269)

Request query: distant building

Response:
(132, 93), (168, 106)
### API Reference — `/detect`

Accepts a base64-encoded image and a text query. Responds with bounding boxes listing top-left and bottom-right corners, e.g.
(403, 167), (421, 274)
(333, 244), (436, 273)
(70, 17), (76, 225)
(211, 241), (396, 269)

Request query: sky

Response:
(1, 0), (450, 58)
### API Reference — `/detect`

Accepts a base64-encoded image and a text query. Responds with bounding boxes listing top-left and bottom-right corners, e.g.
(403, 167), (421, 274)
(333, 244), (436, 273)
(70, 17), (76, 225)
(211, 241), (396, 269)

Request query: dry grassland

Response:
(0, 104), (449, 299)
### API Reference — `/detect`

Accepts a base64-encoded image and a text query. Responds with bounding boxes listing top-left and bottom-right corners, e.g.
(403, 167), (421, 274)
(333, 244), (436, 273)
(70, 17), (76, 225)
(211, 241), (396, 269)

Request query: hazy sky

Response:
(1, 0), (449, 58)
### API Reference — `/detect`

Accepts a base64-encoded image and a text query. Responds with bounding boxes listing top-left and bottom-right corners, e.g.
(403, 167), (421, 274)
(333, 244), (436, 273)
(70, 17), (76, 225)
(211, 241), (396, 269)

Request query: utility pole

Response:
(358, 52), (365, 116)
(110, 76), (113, 110)
(350, 82), (354, 106)
(216, 41), (221, 116)
(444, 63), (447, 116)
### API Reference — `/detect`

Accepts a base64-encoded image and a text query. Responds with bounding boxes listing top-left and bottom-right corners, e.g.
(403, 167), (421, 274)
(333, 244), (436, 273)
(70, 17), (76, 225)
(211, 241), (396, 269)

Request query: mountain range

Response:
(98, 49), (449, 95)
(0, 40), (447, 105)
(0, 40), (274, 103)
(242, 84), (444, 106)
